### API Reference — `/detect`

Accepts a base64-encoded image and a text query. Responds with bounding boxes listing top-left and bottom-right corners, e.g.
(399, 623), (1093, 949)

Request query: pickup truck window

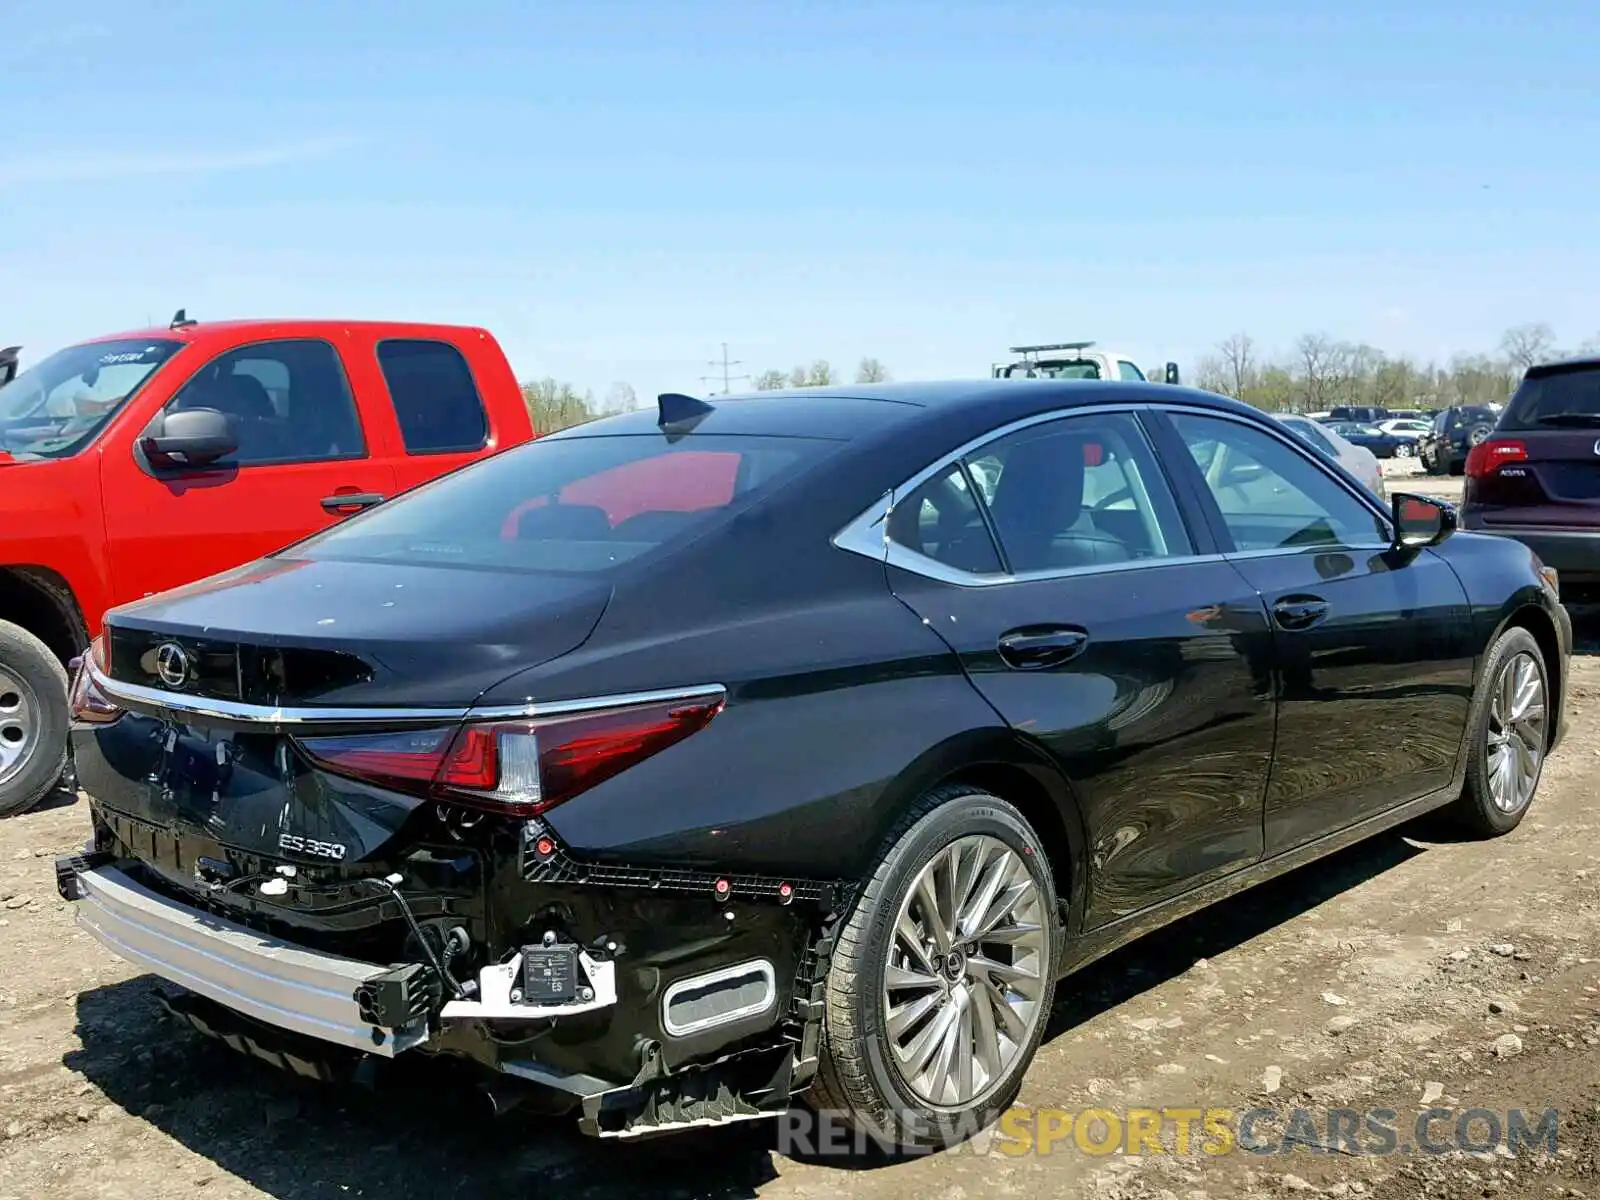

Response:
(165, 339), (365, 465)
(1116, 360), (1146, 381)
(0, 338), (180, 458)
(377, 339), (489, 454)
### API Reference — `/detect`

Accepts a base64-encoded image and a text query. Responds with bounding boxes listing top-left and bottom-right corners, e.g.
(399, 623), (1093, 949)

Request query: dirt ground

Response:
(4, 460), (1597, 1200)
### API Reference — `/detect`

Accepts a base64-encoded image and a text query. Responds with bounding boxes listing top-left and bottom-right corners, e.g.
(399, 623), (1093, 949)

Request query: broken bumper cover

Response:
(59, 858), (432, 1057)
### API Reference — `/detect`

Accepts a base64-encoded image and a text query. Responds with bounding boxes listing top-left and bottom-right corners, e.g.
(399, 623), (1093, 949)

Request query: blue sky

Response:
(4, 0), (1598, 397)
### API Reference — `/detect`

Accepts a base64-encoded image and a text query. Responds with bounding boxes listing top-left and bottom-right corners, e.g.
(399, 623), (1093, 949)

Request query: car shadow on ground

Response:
(63, 826), (1429, 1196)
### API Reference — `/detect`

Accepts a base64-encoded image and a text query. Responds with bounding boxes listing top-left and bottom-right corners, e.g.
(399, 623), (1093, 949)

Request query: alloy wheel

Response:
(882, 835), (1048, 1109)
(1486, 650), (1546, 814)
(0, 667), (41, 788)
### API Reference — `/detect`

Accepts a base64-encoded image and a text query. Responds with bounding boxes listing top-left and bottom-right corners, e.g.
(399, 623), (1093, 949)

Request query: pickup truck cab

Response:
(0, 315), (534, 815)
(991, 340), (1181, 385)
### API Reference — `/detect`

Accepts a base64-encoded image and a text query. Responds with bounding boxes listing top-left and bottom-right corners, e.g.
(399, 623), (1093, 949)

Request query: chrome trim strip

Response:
(832, 398), (1400, 586)
(88, 658), (727, 728)
(661, 958), (777, 1038)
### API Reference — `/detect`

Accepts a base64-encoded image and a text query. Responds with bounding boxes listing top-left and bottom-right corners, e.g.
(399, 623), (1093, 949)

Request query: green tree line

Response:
(1192, 323), (1600, 414)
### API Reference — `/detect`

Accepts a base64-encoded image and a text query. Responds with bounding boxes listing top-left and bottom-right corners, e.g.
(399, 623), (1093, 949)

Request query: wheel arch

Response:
(1492, 602), (1565, 750)
(862, 728), (1090, 938)
(0, 566), (89, 667)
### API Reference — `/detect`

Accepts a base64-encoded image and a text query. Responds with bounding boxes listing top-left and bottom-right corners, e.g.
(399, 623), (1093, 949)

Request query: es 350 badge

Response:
(277, 832), (348, 861)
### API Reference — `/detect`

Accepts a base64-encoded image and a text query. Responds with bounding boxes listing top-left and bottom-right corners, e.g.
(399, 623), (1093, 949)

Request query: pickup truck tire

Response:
(0, 621), (69, 818)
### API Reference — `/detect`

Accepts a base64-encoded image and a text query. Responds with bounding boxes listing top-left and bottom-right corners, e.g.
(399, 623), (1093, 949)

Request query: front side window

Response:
(0, 338), (181, 458)
(285, 433), (837, 574)
(1117, 360), (1146, 381)
(1171, 414), (1388, 552)
(164, 339), (365, 466)
(377, 339), (490, 454)
(978, 414), (1191, 572)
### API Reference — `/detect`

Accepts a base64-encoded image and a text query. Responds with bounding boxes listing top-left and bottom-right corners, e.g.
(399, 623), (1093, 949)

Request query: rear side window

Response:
(377, 339), (489, 454)
(286, 434), (837, 574)
(1501, 364), (1600, 431)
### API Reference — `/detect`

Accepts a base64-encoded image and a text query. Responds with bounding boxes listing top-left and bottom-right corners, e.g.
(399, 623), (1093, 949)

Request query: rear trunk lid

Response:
(1467, 361), (1600, 527)
(84, 556), (610, 868)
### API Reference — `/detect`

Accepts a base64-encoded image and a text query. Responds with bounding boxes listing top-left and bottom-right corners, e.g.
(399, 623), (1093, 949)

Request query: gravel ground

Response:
(3, 472), (1595, 1200)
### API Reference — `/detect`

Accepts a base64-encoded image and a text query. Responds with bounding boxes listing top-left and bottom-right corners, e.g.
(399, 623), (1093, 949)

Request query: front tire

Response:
(1448, 627), (1549, 837)
(0, 622), (69, 818)
(810, 785), (1059, 1150)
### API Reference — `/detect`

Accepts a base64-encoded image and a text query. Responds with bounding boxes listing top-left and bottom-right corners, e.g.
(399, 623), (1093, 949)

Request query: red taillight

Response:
(1465, 438), (1527, 479)
(68, 636), (122, 725)
(297, 694), (725, 815)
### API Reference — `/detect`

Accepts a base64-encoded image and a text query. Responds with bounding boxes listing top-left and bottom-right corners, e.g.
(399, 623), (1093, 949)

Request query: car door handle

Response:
(320, 492), (385, 514)
(997, 626), (1090, 671)
(1271, 595), (1329, 632)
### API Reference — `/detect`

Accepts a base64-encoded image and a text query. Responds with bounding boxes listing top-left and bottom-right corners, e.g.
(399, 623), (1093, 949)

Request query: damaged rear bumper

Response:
(59, 856), (434, 1056)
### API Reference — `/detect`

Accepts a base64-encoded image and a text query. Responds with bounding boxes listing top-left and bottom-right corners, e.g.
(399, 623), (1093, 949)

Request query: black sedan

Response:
(60, 381), (1570, 1148)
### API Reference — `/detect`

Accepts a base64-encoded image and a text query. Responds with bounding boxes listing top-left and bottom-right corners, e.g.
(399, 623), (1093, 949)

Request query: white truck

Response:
(991, 340), (1181, 385)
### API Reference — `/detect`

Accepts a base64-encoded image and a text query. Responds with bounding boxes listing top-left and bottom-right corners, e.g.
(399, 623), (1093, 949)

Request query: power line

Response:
(700, 342), (749, 395)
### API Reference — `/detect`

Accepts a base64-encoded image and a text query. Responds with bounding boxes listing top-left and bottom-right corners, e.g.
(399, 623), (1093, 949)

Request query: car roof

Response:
(545, 380), (1259, 443)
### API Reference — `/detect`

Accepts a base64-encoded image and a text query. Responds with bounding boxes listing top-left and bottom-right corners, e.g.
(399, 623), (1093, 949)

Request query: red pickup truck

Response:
(0, 314), (534, 816)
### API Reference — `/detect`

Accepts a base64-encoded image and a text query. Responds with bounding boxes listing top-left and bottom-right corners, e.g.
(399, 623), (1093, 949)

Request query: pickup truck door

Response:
(349, 334), (500, 496)
(101, 334), (397, 604)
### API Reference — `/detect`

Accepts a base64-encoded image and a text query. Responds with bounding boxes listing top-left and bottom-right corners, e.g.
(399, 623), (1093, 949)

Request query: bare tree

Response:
(1295, 333), (1337, 413)
(521, 378), (595, 433)
(752, 369), (788, 391)
(1193, 354), (1231, 396)
(1216, 332), (1255, 399)
(1500, 323), (1557, 371)
(602, 381), (637, 413)
(855, 356), (891, 384)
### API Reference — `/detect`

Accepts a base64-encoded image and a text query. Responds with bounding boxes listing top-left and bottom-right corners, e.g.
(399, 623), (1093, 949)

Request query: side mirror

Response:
(1163, 362), (1180, 385)
(0, 346), (19, 387)
(1392, 492), (1456, 549)
(140, 408), (239, 468)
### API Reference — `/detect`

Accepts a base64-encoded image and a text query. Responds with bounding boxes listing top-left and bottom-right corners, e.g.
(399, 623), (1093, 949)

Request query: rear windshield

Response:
(283, 433), (838, 573)
(1501, 364), (1600, 430)
(0, 338), (182, 457)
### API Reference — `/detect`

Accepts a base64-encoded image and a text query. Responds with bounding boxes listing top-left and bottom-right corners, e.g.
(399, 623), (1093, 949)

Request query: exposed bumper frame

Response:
(60, 858), (430, 1057)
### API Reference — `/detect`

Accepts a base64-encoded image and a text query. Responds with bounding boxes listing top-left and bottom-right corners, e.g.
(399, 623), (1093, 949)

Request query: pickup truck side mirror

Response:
(141, 408), (240, 469)
(1163, 362), (1180, 385)
(0, 346), (19, 387)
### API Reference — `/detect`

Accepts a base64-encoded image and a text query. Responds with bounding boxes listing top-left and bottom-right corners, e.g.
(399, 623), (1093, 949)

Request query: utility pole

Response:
(700, 343), (749, 395)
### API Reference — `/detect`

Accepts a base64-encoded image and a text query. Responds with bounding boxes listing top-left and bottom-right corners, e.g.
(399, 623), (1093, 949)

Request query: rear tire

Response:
(0, 621), (69, 818)
(809, 785), (1059, 1151)
(1447, 627), (1549, 837)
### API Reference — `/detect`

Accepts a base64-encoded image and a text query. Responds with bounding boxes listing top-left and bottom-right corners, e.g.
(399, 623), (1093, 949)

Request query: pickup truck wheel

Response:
(0, 622), (69, 818)
(810, 785), (1059, 1151)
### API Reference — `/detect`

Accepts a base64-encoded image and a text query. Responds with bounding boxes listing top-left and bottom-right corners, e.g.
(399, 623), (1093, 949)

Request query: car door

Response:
(1151, 407), (1475, 855)
(103, 336), (397, 602)
(882, 406), (1278, 928)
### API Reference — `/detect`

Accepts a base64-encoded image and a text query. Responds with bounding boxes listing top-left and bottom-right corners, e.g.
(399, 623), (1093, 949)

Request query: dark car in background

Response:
(58, 380), (1568, 1148)
(1463, 357), (1600, 598)
(1421, 405), (1500, 476)
(1326, 421), (1406, 459)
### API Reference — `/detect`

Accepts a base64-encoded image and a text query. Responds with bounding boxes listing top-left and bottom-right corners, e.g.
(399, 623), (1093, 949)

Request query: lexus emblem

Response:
(154, 642), (191, 689)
